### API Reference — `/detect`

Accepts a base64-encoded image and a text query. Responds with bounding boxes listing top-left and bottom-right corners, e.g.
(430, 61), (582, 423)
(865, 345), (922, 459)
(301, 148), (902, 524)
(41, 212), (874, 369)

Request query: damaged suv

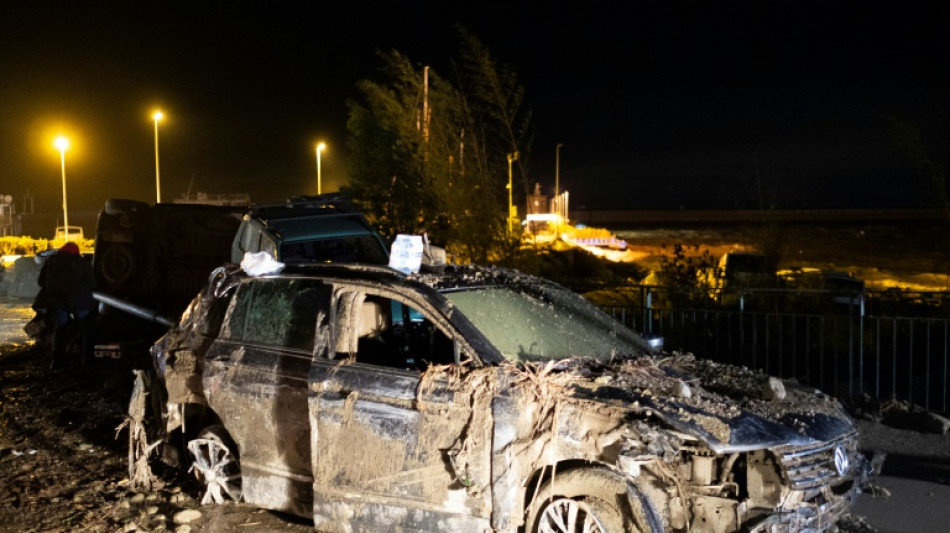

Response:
(146, 263), (873, 532)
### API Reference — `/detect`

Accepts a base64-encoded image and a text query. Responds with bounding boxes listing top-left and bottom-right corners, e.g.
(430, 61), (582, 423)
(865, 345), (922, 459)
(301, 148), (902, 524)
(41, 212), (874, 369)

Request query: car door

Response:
(203, 276), (331, 516)
(308, 285), (494, 532)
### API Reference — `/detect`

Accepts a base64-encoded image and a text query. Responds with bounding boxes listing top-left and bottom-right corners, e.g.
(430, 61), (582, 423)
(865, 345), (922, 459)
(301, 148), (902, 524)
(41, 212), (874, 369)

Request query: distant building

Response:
(526, 183), (548, 233)
(0, 194), (19, 236)
(525, 184), (570, 234)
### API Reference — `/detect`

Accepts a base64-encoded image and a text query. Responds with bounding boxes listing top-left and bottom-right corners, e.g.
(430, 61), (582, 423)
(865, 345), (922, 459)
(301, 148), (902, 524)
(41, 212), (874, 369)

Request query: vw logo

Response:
(833, 445), (850, 476)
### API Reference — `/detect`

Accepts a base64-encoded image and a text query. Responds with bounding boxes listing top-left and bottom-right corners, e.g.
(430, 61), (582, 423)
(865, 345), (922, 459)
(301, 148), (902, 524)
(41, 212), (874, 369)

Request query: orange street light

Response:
(53, 136), (70, 236)
(555, 143), (564, 233)
(152, 110), (164, 203)
(315, 142), (326, 195)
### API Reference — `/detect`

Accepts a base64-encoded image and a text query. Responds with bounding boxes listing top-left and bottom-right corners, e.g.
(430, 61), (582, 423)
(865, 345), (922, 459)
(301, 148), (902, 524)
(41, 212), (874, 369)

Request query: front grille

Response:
(772, 432), (860, 490)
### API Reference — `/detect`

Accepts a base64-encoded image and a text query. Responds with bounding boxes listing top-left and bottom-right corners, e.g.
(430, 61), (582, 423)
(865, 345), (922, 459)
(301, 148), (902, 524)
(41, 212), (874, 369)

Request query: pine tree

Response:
(346, 32), (533, 263)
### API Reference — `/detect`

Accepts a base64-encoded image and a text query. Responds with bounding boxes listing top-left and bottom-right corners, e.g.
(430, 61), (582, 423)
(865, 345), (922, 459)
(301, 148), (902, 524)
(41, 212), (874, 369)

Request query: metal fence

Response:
(601, 286), (950, 412)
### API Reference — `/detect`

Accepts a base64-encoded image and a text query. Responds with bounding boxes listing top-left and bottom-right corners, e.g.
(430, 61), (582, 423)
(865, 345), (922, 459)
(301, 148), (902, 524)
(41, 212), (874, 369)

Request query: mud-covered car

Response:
(146, 263), (874, 533)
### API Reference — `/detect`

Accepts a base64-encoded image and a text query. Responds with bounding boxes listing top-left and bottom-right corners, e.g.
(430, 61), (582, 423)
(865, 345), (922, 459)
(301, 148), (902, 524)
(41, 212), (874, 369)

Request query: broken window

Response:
(221, 278), (329, 352)
(338, 292), (455, 370)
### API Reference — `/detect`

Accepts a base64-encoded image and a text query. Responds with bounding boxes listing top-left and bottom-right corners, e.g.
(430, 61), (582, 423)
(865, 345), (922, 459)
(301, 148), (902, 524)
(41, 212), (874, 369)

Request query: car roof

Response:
(254, 263), (547, 294)
(247, 193), (358, 221)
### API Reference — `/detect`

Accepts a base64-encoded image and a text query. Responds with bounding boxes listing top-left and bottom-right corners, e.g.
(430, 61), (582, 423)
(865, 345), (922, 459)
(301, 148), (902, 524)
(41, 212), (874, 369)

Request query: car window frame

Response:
(327, 282), (478, 370)
(217, 276), (331, 355)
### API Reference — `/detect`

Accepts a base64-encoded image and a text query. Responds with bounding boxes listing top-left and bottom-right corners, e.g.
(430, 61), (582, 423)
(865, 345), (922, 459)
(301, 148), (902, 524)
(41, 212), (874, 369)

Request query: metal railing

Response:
(601, 286), (950, 411)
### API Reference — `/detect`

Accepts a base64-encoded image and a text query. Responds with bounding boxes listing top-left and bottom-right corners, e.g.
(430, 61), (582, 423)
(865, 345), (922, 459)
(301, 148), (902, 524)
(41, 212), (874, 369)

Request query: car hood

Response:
(556, 354), (854, 454)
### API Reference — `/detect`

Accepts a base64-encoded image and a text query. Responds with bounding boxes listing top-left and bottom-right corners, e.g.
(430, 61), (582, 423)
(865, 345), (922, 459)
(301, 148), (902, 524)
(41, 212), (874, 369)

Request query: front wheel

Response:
(187, 425), (242, 505)
(526, 468), (661, 533)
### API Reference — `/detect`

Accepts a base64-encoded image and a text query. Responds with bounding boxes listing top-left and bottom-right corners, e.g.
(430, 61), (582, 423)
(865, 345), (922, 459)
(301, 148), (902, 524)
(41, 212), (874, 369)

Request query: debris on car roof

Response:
(239, 251), (285, 277)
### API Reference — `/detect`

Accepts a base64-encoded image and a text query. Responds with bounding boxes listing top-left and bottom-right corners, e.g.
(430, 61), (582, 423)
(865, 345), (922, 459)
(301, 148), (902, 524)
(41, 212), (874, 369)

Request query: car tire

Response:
(526, 468), (662, 533)
(186, 424), (242, 505)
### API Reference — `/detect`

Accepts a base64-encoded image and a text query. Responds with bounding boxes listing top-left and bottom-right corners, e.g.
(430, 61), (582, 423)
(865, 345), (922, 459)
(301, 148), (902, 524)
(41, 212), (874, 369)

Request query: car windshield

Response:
(443, 284), (650, 363)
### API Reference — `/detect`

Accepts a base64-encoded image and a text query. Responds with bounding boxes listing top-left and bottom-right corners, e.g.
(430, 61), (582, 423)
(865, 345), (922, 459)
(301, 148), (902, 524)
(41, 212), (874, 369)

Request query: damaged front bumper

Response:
(617, 424), (882, 533)
(743, 449), (883, 533)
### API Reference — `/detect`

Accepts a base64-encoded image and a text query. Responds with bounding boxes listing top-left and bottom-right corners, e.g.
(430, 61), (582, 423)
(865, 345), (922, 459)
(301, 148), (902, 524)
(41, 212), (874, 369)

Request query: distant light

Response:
(53, 136), (69, 152)
(316, 142), (326, 153)
(527, 213), (560, 222)
(153, 110), (164, 122)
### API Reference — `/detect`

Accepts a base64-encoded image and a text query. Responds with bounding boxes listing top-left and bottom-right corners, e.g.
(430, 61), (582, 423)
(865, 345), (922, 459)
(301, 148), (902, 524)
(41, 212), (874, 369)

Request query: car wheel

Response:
(187, 424), (242, 505)
(527, 468), (661, 533)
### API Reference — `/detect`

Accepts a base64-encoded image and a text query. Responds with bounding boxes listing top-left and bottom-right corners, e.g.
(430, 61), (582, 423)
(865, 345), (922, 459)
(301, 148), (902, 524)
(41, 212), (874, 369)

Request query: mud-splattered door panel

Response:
(203, 277), (331, 516)
(307, 289), (492, 531)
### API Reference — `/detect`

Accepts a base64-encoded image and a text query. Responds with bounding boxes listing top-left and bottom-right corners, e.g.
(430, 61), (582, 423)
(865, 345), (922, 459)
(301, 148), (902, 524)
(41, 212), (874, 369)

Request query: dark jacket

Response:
(36, 252), (96, 314)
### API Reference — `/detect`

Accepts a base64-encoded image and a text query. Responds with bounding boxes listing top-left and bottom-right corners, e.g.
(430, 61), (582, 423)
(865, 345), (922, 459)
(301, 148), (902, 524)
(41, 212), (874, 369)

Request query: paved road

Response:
(851, 452), (950, 533)
(854, 475), (950, 533)
(0, 297), (32, 346)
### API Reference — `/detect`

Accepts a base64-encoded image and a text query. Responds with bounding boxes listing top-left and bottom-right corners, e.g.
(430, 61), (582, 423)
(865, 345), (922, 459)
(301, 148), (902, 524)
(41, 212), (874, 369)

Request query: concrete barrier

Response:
(0, 256), (42, 300)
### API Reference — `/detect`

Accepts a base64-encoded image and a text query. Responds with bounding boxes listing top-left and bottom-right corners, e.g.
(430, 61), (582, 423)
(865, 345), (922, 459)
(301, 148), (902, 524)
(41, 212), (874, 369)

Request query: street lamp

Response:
(152, 110), (163, 203)
(315, 142), (326, 195)
(53, 136), (69, 239)
(507, 151), (519, 234)
(555, 143), (564, 233)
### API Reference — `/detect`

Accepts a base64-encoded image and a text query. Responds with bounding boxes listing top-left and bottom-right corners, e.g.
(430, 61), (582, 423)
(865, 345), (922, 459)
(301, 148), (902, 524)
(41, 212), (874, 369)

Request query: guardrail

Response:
(600, 285), (950, 410)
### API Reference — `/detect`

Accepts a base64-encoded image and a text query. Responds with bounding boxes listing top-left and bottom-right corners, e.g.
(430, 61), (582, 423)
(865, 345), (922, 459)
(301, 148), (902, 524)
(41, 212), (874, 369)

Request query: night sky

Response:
(1, 1), (948, 217)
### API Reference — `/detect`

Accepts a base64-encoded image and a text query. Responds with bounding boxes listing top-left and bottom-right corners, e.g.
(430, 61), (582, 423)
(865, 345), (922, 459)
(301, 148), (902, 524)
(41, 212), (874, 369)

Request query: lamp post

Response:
(555, 143), (563, 233)
(507, 151), (519, 234)
(152, 110), (163, 203)
(53, 136), (69, 239)
(315, 142), (326, 195)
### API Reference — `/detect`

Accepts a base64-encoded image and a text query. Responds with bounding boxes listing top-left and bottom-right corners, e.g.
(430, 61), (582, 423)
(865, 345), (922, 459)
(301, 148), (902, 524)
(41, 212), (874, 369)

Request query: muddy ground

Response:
(0, 342), (312, 533)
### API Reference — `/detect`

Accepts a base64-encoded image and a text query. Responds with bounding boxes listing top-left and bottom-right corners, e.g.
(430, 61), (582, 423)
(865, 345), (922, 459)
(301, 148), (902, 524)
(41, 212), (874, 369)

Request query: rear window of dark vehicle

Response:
(222, 278), (330, 351)
(280, 235), (388, 265)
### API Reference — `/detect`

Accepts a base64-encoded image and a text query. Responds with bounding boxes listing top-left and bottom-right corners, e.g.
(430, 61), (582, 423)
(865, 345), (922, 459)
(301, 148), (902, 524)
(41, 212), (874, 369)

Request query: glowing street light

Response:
(53, 136), (70, 237)
(507, 151), (519, 234)
(555, 143), (564, 233)
(315, 142), (326, 195)
(152, 110), (164, 203)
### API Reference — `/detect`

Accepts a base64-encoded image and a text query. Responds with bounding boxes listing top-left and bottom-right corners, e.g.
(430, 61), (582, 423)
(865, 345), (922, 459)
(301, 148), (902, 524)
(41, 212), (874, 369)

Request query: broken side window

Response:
(221, 278), (329, 352)
(340, 292), (456, 370)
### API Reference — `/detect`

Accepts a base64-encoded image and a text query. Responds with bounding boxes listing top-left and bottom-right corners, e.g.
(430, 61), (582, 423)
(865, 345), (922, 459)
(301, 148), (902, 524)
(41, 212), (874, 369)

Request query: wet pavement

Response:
(0, 297), (32, 347)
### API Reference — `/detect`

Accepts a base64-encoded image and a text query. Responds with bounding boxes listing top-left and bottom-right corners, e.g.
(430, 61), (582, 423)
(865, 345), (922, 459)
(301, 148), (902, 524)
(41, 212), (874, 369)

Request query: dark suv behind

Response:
(229, 194), (389, 265)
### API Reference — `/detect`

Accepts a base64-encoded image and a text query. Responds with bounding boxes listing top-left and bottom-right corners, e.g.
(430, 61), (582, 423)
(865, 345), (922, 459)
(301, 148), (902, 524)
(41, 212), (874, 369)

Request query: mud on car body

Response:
(146, 263), (875, 533)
